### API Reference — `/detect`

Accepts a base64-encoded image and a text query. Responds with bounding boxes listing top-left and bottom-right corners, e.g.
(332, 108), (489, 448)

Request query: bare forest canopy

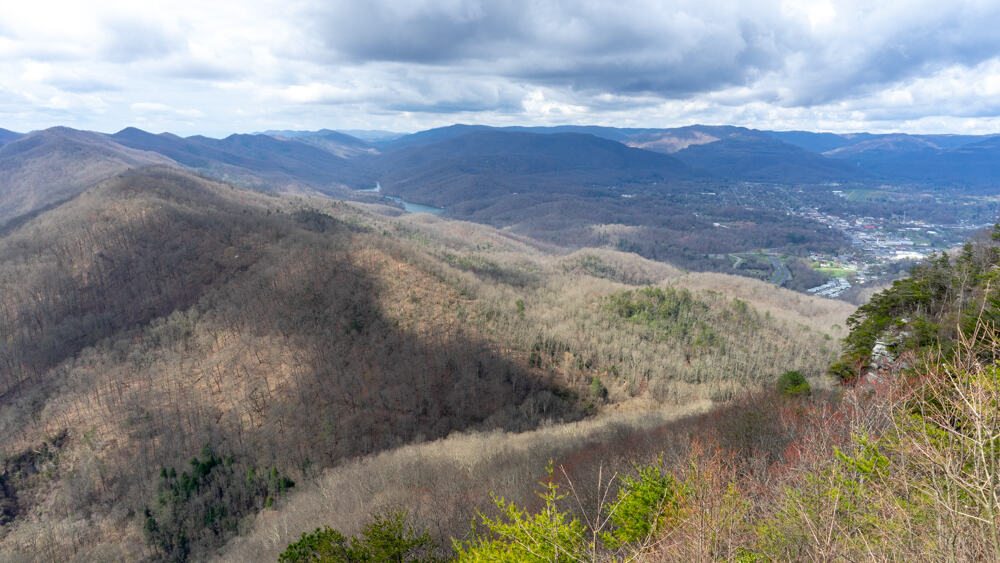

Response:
(1, 120), (999, 560)
(231, 215), (1000, 563)
(0, 165), (853, 560)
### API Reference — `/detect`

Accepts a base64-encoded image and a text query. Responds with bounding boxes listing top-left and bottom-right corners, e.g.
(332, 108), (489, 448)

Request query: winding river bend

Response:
(361, 182), (445, 215)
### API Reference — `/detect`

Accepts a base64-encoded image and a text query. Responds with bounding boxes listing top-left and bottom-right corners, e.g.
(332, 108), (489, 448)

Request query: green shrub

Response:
(279, 511), (440, 562)
(454, 463), (586, 562)
(776, 370), (810, 397)
(143, 445), (294, 561)
(601, 462), (684, 549)
(589, 376), (608, 401)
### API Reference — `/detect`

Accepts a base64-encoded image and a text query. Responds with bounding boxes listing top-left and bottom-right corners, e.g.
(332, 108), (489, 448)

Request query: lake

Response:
(360, 182), (445, 215)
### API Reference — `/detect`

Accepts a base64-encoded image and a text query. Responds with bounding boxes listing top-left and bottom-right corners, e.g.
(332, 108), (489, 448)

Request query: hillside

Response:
(0, 124), (861, 296)
(384, 125), (869, 184)
(229, 226), (1000, 562)
(4, 124), (992, 291)
(763, 130), (1000, 188)
(287, 130), (377, 158)
(666, 128), (866, 183)
(108, 127), (375, 192)
(376, 129), (694, 205)
(371, 129), (848, 271)
(378, 124), (493, 152)
(0, 168), (584, 560)
(0, 129), (21, 148)
(0, 127), (176, 227)
(821, 135), (1000, 188)
(828, 227), (1000, 382)
(768, 130), (986, 154)
(0, 167), (852, 560)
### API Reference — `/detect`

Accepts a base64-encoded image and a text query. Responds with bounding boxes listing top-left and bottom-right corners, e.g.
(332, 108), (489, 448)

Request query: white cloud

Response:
(130, 102), (203, 117)
(1, 0), (1000, 135)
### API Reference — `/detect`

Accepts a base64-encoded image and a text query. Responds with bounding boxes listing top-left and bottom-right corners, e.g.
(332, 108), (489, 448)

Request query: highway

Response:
(767, 254), (791, 286)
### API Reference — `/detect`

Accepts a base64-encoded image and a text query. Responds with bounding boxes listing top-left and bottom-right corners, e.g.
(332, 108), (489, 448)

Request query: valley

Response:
(5, 3), (1000, 560)
(0, 163), (850, 560)
(0, 120), (997, 561)
(3, 122), (997, 301)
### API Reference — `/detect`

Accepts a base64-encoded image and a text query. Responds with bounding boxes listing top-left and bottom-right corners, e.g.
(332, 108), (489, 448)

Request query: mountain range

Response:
(0, 161), (851, 560)
(1, 118), (998, 560)
(2, 122), (999, 223)
(0, 121), (996, 273)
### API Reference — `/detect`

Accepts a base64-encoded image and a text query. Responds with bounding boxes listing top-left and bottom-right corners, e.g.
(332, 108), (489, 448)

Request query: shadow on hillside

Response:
(0, 167), (583, 561)
(0, 169), (277, 395)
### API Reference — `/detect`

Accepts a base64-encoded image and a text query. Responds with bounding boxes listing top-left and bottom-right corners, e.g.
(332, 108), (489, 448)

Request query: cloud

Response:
(48, 78), (120, 93)
(157, 58), (245, 80)
(310, 1), (528, 63)
(301, 0), (1000, 109)
(130, 101), (203, 118)
(100, 18), (184, 63)
(307, 0), (792, 97)
(2, 0), (1000, 135)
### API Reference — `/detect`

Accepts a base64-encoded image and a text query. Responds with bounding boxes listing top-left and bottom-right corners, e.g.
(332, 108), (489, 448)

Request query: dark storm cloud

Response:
(783, 3), (1000, 106)
(309, 0), (789, 97)
(506, 7), (790, 97)
(312, 1), (528, 63)
(303, 0), (1000, 108)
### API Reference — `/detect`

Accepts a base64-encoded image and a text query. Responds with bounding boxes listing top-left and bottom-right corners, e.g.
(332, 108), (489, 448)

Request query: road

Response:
(767, 254), (791, 286)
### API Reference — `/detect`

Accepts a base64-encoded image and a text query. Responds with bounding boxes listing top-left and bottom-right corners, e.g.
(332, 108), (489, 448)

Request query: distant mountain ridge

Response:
(5, 122), (1000, 233)
(5, 123), (1000, 200)
(109, 126), (376, 191)
(0, 128), (22, 148)
(375, 129), (695, 206)
(254, 128), (376, 157)
(379, 124), (870, 184)
(0, 127), (176, 226)
(784, 131), (1000, 188)
(260, 128), (405, 144)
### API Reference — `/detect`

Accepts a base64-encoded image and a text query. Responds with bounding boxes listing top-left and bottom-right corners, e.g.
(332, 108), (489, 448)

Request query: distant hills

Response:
(261, 128), (406, 144)
(767, 129), (1000, 188)
(373, 123), (1000, 188)
(0, 127), (174, 226)
(109, 127), (376, 191)
(636, 126), (865, 183)
(0, 128), (21, 147)
(3, 123), (998, 217)
(2, 121), (1000, 266)
(0, 164), (848, 560)
(374, 129), (694, 206)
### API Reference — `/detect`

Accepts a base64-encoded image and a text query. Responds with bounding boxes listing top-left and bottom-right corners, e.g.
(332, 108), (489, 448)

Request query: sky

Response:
(3, 0), (1000, 137)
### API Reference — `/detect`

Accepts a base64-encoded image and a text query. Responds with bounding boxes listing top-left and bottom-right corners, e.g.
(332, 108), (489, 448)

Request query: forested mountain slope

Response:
(830, 226), (1000, 381)
(286, 130), (376, 159)
(371, 129), (848, 270)
(236, 224), (1000, 562)
(109, 128), (376, 192)
(0, 127), (175, 227)
(0, 166), (851, 560)
(0, 129), (22, 148)
(375, 129), (694, 206)
(0, 168), (579, 560)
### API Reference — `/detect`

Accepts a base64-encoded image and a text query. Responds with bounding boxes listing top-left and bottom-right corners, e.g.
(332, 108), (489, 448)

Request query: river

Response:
(359, 182), (445, 215)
